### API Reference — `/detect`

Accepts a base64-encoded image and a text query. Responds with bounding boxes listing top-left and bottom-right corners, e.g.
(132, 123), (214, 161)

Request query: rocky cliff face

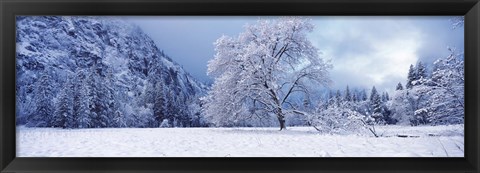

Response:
(16, 16), (208, 128)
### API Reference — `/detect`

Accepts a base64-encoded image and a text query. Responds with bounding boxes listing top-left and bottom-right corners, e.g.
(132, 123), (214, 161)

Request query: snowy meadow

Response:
(16, 16), (464, 157)
(17, 125), (464, 157)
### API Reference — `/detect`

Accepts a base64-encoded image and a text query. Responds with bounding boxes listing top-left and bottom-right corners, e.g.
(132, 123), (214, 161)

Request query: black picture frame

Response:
(1, 0), (479, 172)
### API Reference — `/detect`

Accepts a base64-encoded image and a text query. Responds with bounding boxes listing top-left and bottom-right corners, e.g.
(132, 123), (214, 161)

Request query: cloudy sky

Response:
(126, 16), (463, 94)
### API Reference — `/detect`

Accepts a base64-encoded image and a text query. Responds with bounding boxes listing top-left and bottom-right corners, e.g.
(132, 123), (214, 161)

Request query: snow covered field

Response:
(17, 125), (464, 157)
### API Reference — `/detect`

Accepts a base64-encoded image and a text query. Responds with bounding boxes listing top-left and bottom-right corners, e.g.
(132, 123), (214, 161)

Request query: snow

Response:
(17, 125), (463, 157)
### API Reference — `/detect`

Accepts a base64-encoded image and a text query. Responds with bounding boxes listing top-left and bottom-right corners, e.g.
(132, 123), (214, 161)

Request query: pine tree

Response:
(176, 96), (189, 127)
(360, 89), (368, 101)
(396, 82), (403, 90)
(74, 70), (92, 128)
(165, 89), (177, 127)
(390, 89), (415, 125)
(381, 92), (387, 102)
(352, 92), (357, 102)
(87, 64), (111, 128)
(86, 69), (100, 128)
(327, 90), (335, 106)
(406, 64), (415, 89)
(53, 77), (74, 128)
(29, 70), (55, 127)
(142, 82), (156, 106)
(153, 81), (166, 126)
(369, 86), (383, 123)
(335, 89), (342, 106)
(414, 61), (427, 86)
(344, 85), (352, 102)
(112, 108), (126, 127)
(109, 82), (127, 128)
(104, 69), (117, 127)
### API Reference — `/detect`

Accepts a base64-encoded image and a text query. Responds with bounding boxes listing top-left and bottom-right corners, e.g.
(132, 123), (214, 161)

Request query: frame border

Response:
(1, 0), (479, 172)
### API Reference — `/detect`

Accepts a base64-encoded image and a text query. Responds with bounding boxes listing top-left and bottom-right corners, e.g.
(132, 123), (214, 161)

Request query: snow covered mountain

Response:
(16, 16), (208, 128)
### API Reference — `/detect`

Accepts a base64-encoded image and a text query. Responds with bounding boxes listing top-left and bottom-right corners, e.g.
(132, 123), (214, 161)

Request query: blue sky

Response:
(125, 16), (463, 94)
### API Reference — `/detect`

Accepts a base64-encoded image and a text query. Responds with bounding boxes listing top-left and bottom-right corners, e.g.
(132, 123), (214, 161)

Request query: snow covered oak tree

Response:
(204, 17), (332, 130)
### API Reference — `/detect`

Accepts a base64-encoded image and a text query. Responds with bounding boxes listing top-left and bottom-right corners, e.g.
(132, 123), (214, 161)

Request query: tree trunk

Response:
(267, 85), (286, 130)
(276, 109), (286, 130)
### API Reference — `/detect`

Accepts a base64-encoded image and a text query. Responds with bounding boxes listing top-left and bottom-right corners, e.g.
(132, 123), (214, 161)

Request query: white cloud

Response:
(310, 17), (423, 93)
